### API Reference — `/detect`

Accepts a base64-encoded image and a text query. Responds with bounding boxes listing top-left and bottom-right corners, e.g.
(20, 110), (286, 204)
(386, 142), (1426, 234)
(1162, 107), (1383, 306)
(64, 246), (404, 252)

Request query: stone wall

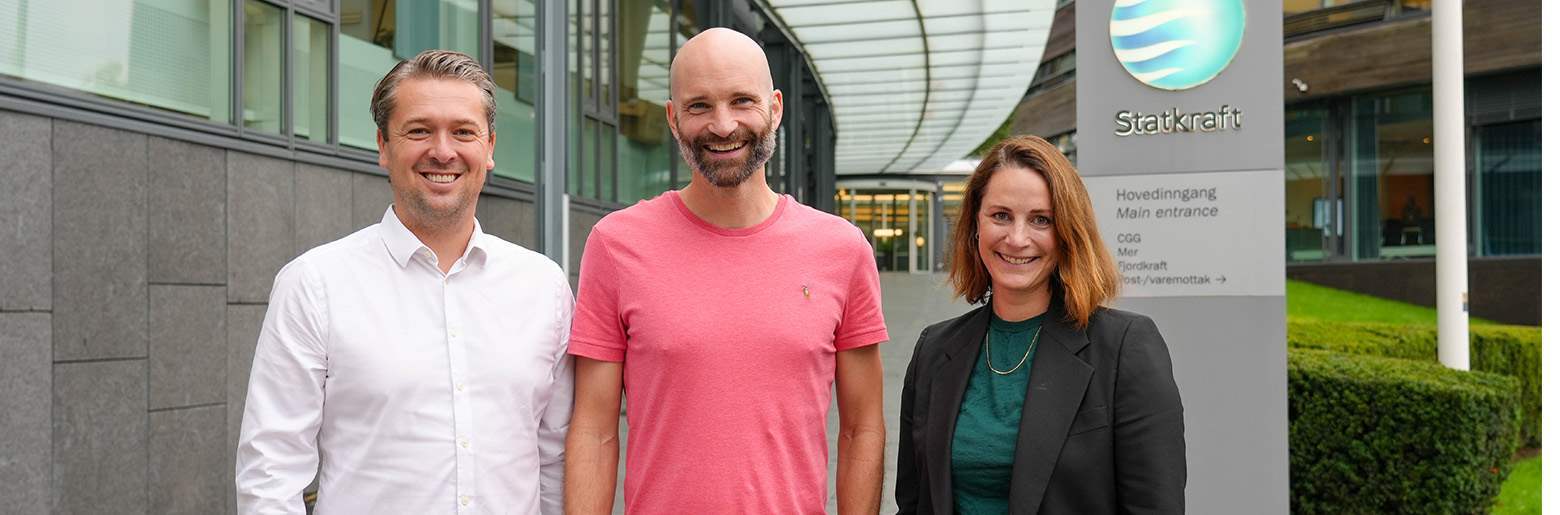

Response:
(0, 108), (549, 513)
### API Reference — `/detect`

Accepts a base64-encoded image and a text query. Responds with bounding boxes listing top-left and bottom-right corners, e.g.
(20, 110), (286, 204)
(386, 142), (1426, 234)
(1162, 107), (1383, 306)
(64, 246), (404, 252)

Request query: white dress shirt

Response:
(237, 206), (573, 515)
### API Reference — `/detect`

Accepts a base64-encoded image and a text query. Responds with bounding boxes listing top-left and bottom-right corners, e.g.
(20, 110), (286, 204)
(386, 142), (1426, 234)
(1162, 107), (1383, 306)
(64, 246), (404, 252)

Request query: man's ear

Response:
(486, 129), (497, 170)
(376, 128), (390, 169)
(665, 99), (677, 138)
(770, 89), (784, 130)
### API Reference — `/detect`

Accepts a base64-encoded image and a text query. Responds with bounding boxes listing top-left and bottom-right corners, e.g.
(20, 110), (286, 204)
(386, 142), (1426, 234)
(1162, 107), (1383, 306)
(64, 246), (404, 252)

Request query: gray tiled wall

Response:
(0, 112), (51, 311)
(52, 121), (149, 361)
(0, 108), (544, 513)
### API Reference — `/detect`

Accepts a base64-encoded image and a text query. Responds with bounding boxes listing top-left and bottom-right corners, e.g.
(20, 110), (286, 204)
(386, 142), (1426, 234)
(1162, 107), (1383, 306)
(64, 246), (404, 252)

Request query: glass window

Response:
(1351, 88), (1434, 260)
(338, 0), (480, 149)
(1475, 120), (1540, 255)
(614, 0), (671, 200)
(614, 0), (674, 202)
(1283, 0), (1378, 14)
(243, 0), (284, 134)
(569, 0), (621, 201)
(0, 0), (232, 123)
(671, 2), (700, 190)
(1028, 50), (1075, 94)
(1284, 104), (1331, 262)
(293, 14), (329, 142)
(493, 0), (539, 182)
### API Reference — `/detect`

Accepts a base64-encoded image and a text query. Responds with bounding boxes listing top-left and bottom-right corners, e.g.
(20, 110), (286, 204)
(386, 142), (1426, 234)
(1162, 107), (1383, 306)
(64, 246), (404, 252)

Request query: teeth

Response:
(707, 142), (742, 152)
(999, 253), (1038, 265)
(424, 173), (458, 184)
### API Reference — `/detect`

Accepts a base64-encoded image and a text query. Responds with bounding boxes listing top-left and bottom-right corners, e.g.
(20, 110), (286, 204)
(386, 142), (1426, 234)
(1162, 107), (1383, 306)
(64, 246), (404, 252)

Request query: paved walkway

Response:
(826, 272), (976, 514)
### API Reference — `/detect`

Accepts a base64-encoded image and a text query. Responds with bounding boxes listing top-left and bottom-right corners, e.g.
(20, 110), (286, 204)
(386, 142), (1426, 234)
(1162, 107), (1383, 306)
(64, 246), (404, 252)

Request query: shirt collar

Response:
(378, 205), (490, 269)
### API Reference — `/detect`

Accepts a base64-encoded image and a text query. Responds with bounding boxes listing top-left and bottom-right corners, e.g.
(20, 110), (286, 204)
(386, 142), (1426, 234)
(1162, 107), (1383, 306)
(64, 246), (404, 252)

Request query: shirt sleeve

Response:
(834, 233), (890, 351)
(567, 227), (628, 362)
(235, 258), (329, 515)
(537, 272), (574, 515)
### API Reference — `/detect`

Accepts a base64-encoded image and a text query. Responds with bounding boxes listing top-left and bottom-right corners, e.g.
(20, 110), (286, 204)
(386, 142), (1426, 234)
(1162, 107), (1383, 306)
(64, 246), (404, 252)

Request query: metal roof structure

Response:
(763, 0), (1056, 175)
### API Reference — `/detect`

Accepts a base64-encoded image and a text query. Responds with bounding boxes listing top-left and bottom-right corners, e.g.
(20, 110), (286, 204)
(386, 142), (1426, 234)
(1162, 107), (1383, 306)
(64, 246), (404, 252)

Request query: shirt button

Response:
(456, 382), (466, 392)
(460, 495), (471, 506)
(460, 437), (471, 449)
(449, 328), (460, 339)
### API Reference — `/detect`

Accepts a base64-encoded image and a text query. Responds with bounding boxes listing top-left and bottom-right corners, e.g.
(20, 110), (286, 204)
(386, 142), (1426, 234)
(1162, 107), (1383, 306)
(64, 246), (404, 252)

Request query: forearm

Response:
(563, 423), (619, 514)
(836, 422), (886, 515)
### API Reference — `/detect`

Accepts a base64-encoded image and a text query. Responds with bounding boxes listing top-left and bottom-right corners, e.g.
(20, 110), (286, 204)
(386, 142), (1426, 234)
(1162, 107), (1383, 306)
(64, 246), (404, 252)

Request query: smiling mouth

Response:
(996, 251), (1039, 265)
(420, 172), (460, 184)
(704, 141), (746, 154)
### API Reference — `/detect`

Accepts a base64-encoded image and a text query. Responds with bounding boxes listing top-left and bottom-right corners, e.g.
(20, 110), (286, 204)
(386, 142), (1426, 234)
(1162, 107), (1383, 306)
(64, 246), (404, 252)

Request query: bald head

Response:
(669, 28), (774, 98)
(665, 28), (783, 189)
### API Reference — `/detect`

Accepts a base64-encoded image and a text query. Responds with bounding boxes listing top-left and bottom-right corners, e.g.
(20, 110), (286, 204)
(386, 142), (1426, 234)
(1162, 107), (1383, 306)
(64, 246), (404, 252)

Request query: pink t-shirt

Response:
(568, 191), (889, 514)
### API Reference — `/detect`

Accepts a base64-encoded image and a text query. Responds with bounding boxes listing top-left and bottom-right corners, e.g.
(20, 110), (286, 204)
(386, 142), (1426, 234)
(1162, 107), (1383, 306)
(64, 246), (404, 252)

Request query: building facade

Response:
(1010, 0), (1541, 324)
(0, 0), (837, 511)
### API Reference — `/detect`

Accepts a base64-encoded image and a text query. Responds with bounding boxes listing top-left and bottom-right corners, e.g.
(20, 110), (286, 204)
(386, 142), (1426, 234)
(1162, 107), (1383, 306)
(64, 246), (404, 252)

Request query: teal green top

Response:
(951, 313), (1042, 514)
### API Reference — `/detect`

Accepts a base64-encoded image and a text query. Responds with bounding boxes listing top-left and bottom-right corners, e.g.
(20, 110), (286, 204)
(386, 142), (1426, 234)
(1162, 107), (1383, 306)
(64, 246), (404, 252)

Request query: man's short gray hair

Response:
(370, 49), (496, 135)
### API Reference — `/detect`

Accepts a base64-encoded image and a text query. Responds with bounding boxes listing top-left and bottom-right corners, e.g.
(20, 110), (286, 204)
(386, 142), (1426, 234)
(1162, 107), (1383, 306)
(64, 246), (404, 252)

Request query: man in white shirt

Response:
(235, 49), (573, 515)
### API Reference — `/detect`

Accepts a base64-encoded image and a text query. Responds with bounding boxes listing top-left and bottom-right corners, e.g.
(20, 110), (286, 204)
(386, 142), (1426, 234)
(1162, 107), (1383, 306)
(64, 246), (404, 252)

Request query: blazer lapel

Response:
(1008, 309), (1093, 514)
(925, 305), (991, 515)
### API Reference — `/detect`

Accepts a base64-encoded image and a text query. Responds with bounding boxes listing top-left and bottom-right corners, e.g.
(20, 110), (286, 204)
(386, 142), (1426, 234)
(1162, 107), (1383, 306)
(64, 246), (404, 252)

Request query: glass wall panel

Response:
(568, 0), (621, 201)
(1476, 120), (1541, 255)
(1, 0), (232, 123)
(671, 3), (700, 190)
(293, 14), (329, 142)
(1351, 88), (1434, 259)
(493, 0), (539, 181)
(838, 188), (935, 272)
(581, 118), (600, 197)
(338, 0), (479, 149)
(243, 1), (284, 134)
(615, 0), (676, 202)
(1284, 103), (1329, 261)
(914, 191), (931, 272)
(568, 0), (590, 196)
(1282, 0), (1376, 14)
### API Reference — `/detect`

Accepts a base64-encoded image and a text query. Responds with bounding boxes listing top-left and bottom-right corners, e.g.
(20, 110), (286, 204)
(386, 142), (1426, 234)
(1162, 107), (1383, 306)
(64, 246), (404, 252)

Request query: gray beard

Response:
(678, 123), (777, 188)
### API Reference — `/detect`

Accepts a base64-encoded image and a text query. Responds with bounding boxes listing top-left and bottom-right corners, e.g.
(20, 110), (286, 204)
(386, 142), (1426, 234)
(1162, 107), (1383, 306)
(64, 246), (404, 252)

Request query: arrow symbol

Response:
(1217, 275), (1227, 283)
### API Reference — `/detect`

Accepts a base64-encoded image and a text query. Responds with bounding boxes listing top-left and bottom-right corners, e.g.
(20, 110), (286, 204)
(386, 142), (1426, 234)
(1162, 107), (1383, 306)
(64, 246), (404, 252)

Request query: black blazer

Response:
(895, 303), (1186, 514)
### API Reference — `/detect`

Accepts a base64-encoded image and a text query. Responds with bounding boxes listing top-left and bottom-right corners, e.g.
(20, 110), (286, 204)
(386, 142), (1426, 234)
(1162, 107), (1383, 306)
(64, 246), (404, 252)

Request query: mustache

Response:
(691, 127), (760, 149)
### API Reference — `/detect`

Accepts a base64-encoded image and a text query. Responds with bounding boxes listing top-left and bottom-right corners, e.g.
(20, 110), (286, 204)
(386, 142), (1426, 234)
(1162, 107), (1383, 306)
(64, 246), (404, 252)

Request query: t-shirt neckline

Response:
(668, 190), (791, 237)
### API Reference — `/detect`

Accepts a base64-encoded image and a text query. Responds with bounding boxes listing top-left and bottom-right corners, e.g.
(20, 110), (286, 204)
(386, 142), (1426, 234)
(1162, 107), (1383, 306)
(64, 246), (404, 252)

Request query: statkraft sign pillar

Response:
(1077, 0), (1286, 511)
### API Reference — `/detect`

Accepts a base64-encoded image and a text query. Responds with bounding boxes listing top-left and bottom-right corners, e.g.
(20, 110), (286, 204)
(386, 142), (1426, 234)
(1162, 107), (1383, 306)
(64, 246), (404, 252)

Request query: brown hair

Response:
(948, 135), (1119, 329)
(370, 49), (496, 135)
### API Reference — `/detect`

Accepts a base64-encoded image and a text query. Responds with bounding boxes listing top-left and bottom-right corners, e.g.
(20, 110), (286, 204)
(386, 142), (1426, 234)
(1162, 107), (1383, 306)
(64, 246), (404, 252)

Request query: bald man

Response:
(563, 28), (889, 514)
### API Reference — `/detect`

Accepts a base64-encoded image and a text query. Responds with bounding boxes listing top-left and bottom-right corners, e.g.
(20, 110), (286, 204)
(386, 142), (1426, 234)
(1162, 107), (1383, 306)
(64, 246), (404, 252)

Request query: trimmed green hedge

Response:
(1289, 349), (1522, 514)
(1288, 320), (1542, 446)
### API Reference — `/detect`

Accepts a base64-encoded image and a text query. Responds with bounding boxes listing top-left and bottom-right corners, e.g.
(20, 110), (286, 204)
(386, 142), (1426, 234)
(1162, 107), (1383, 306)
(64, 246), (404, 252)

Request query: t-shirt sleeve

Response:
(834, 233), (890, 351)
(567, 227), (628, 362)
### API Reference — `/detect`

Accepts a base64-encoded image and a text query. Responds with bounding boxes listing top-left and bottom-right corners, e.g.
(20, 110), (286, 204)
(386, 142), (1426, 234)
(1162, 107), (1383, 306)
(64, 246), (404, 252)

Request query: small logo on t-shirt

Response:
(802, 285), (811, 299)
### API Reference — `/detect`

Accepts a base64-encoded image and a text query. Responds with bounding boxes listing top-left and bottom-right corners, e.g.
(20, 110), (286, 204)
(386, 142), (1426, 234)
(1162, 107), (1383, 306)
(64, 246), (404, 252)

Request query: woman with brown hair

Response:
(894, 136), (1185, 514)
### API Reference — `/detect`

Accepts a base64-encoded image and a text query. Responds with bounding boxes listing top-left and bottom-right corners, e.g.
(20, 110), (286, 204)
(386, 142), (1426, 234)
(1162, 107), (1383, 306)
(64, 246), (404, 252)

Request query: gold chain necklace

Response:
(985, 325), (1041, 375)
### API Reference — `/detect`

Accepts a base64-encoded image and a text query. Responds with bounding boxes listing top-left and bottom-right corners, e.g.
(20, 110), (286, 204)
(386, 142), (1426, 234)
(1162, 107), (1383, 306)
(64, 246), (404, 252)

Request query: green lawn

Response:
(1286, 279), (1497, 325)
(1493, 455), (1541, 514)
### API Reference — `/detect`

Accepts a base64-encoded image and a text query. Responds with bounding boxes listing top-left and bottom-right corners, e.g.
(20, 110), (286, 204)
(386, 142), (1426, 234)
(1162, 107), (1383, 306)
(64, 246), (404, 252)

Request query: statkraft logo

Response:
(1110, 0), (1245, 91)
